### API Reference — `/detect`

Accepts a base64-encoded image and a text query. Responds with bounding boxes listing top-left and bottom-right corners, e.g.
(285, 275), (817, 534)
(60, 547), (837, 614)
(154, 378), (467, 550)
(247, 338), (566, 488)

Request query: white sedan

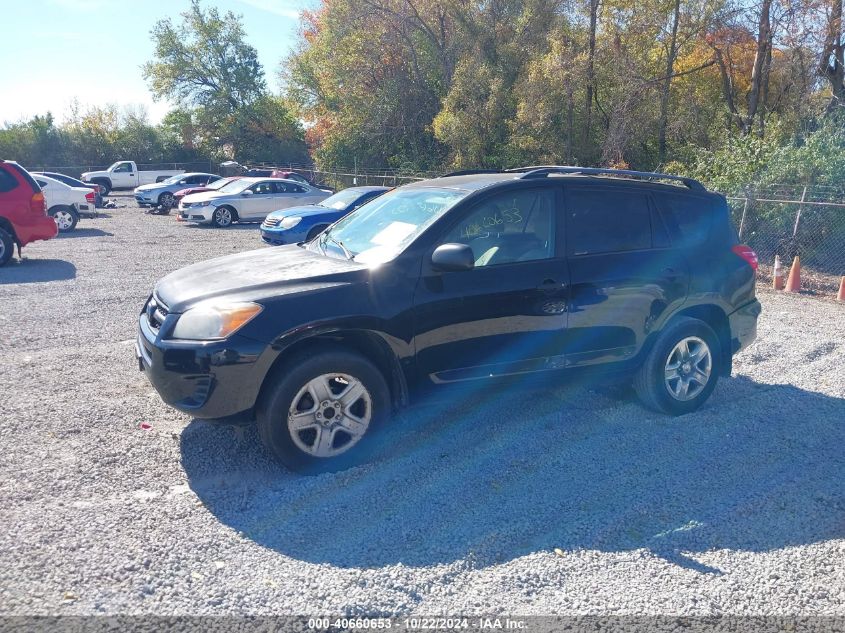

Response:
(178, 178), (331, 228)
(33, 174), (97, 232)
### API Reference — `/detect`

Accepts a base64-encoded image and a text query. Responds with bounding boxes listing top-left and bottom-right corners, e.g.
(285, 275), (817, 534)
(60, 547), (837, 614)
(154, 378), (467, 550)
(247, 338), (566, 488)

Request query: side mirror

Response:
(241, 189), (254, 196)
(431, 243), (474, 272)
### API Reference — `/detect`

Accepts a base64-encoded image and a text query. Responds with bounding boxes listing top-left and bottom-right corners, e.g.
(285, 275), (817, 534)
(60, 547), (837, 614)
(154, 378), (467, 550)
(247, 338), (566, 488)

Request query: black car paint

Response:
(138, 174), (759, 421)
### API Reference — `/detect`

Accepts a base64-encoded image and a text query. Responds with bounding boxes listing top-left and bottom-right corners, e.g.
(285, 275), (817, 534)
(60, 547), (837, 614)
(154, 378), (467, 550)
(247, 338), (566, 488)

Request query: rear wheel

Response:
(49, 206), (79, 232)
(257, 350), (391, 473)
(0, 228), (14, 266)
(212, 206), (235, 228)
(94, 180), (110, 196)
(633, 317), (720, 415)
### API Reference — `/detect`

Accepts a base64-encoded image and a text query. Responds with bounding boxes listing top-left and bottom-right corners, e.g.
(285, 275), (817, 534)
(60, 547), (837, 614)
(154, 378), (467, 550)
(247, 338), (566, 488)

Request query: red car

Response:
(0, 160), (58, 266)
(172, 176), (241, 205)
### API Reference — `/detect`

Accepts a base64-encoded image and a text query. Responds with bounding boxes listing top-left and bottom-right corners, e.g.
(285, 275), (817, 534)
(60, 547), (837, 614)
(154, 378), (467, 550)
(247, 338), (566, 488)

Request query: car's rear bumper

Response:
(728, 298), (762, 355)
(15, 214), (58, 247)
(136, 311), (274, 420)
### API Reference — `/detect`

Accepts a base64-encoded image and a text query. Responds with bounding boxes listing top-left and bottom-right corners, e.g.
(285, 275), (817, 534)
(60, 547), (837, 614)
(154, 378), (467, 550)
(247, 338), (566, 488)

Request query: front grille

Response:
(263, 218), (281, 227)
(146, 295), (169, 330)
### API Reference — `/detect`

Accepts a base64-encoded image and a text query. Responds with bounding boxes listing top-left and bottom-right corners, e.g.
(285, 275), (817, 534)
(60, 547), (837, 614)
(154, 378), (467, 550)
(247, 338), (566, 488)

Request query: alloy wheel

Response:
(664, 336), (712, 401)
(53, 210), (74, 231)
(287, 373), (372, 458)
(214, 207), (233, 227)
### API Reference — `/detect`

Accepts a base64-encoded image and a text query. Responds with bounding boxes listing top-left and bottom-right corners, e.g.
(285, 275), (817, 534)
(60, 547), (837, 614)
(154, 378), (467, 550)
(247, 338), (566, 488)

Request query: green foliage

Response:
(143, 0), (306, 163)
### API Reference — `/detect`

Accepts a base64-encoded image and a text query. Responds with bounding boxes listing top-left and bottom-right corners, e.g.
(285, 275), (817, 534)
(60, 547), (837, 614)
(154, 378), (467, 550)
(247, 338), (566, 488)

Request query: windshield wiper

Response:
(324, 233), (354, 260)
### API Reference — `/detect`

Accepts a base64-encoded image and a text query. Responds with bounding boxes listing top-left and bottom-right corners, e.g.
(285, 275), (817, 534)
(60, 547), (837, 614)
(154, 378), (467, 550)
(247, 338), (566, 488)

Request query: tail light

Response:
(732, 245), (758, 271)
(85, 190), (95, 203)
(30, 191), (46, 215)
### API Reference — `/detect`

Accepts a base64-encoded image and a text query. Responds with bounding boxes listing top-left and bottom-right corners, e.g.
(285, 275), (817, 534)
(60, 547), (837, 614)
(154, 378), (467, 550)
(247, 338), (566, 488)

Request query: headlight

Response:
(171, 302), (263, 340)
(279, 216), (302, 229)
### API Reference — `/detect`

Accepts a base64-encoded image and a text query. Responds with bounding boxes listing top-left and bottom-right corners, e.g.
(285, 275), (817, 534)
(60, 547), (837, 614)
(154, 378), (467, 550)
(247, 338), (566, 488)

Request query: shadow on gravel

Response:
(0, 258), (76, 284)
(182, 375), (845, 572)
(56, 228), (114, 239)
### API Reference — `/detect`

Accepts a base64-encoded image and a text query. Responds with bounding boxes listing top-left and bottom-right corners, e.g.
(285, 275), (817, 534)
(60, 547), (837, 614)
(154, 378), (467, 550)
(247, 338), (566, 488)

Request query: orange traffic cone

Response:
(772, 255), (784, 290)
(837, 276), (845, 302)
(785, 256), (801, 293)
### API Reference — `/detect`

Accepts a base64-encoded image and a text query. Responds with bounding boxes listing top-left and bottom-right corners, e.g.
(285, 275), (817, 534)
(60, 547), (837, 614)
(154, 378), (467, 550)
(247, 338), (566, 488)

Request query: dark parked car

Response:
(0, 160), (57, 266)
(137, 166), (761, 472)
(260, 186), (389, 245)
(32, 171), (103, 207)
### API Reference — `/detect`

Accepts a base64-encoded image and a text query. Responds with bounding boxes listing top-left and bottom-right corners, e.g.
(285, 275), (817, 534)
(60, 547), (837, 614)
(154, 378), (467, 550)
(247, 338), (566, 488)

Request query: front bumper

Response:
(728, 298), (762, 355)
(260, 225), (305, 245)
(135, 193), (158, 205)
(178, 206), (214, 223)
(136, 304), (274, 420)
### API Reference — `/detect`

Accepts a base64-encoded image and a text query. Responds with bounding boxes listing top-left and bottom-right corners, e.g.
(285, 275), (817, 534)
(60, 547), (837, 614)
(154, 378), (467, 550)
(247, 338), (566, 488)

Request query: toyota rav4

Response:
(137, 167), (761, 472)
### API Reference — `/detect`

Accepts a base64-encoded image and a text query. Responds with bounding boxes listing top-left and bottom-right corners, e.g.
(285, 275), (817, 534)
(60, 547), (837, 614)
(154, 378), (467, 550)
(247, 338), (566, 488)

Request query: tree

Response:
(144, 0), (305, 162)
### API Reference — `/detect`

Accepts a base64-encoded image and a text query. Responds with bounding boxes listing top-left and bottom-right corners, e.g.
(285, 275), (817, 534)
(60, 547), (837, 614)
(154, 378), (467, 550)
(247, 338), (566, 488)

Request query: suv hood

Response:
(155, 245), (365, 313)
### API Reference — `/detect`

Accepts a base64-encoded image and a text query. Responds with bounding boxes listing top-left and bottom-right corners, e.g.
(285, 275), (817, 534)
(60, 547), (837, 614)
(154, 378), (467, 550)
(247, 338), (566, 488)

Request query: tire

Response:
(633, 316), (721, 416)
(0, 228), (14, 266)
(257, 350), (391, 473)
(158, 192), (175, 208)
(306, 225), (329, 242)
(94, 180), (110, 196)
(212, 206), (235, 228)
(49, 206), (79, 232)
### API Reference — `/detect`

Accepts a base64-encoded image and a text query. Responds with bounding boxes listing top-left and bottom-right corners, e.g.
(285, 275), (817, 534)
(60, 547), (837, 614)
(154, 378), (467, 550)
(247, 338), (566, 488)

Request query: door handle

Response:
(537, 278), (566, 293)
(662, 267), (679, 281)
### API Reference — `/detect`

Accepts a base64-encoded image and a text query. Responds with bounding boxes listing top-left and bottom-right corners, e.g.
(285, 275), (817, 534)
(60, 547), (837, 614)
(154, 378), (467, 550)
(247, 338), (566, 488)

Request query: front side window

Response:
(251, 181), (274, 195)
(314, 187), (467, 264)
(442, 188), (556, 267)
(567, 189), (652, 255)
(113, 162), (133, 173)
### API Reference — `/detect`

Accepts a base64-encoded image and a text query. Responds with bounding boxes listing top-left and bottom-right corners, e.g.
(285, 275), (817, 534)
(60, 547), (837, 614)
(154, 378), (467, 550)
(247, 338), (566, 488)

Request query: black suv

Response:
(137, 166), (761, 471)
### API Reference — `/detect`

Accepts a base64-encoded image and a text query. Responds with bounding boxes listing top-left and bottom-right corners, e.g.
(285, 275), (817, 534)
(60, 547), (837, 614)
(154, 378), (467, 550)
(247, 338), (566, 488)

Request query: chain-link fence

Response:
(728, 185), (845, 294)
(26, 161), (218, 179)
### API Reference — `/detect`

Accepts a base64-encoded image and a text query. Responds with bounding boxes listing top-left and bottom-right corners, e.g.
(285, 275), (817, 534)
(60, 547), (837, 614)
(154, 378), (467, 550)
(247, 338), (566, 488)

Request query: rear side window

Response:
(658, 193), (712, 247)
(0, 167), (19, 193)
(3, 162), (40, 193)
(566, 189), (651, 255)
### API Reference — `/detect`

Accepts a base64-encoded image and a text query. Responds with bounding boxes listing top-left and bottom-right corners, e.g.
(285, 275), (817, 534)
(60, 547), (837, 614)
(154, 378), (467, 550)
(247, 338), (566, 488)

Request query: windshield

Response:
(314, 187), (467, 264)
(319, 188), (372, 210)
(217, 179), (252, 194)
(162, 174), (184, 184)
(208, 177), (233, 190)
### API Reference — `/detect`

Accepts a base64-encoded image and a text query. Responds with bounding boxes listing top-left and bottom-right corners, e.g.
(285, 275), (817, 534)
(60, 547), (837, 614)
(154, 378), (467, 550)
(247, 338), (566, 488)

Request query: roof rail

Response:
(439, 169), (503, 178)
(507, 165), (706, 191)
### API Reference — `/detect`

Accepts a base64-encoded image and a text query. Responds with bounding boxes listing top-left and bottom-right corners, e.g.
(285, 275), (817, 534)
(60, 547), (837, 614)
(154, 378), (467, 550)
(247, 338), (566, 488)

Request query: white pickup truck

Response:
(81, 161), (184, 195)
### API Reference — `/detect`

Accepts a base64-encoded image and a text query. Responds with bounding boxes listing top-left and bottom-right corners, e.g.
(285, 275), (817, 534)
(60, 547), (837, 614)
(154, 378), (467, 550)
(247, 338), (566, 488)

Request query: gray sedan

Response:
(134, 173), (219, 207)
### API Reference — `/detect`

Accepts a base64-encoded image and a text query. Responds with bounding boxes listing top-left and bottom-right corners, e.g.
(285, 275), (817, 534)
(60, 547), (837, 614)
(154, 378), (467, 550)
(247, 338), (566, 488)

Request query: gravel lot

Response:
(0, 194), (843, 616)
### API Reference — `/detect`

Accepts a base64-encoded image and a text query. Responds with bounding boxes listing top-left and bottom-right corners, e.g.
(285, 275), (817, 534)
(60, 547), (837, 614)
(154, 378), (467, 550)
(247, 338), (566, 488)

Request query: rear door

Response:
(412, 185), (570, 385)
(563, 184), (689, 367)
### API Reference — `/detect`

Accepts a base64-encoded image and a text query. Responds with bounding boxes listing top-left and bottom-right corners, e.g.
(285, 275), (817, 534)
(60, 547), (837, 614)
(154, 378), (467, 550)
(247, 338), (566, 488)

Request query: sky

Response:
(0, 0), (315, 125)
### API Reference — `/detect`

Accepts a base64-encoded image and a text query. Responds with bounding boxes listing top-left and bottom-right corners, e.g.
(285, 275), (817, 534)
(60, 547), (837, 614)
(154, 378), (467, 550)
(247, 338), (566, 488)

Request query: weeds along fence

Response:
(728, 184), (845, 294)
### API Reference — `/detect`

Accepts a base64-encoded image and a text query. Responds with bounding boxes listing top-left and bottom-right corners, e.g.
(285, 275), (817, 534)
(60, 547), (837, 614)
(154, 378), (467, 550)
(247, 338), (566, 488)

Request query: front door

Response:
(112, 162), (134, 188)
(412, 186), (570, 385)
(241, 181), (276, 219)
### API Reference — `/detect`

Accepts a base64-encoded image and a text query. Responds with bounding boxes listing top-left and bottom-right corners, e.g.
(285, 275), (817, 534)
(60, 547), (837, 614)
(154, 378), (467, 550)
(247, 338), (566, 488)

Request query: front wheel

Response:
(257, 350), (391, 473)
(158, 192), (175, 208)
(212, 206), (234, 228)
(49, 206), (79, 232)
(633, 317), (720, 415)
